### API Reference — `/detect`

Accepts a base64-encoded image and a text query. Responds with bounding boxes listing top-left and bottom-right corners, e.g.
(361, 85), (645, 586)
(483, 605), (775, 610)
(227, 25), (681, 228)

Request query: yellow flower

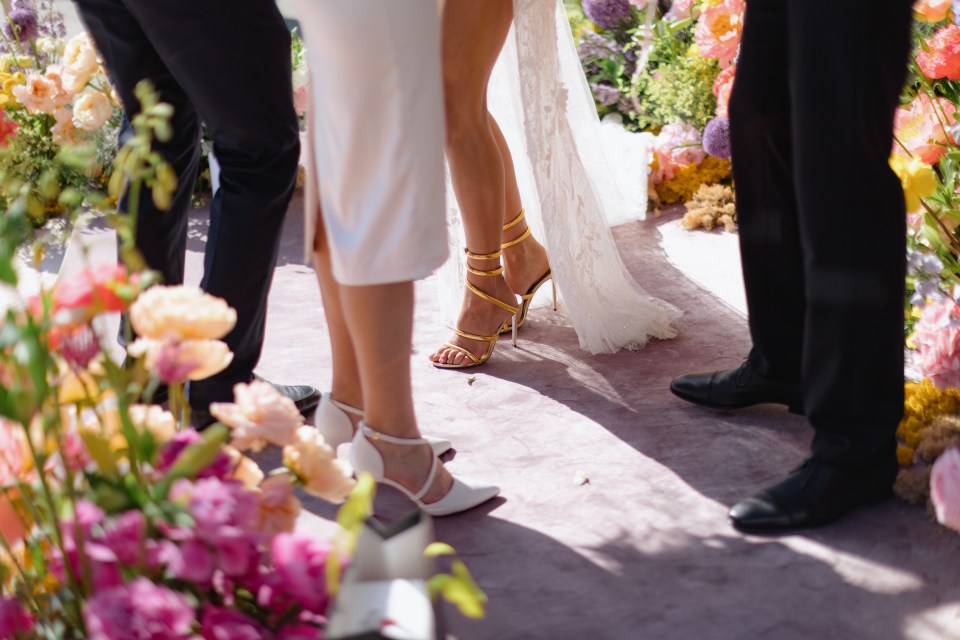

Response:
(130, 285), (236, 341)
(889, 154), (937, 212)
(58, 368), (100, 405)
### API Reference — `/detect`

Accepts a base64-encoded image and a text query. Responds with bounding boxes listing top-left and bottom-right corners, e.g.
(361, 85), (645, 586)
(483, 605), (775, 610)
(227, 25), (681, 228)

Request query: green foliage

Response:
(635, 53), (719, 130)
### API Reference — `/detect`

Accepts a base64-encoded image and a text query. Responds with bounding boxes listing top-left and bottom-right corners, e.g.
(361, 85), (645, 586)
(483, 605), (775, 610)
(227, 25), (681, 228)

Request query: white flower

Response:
(72, 91), (112, 131)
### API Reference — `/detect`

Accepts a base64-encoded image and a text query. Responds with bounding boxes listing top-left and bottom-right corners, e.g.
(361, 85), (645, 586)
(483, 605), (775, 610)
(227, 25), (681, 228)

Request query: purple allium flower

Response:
(578, 30), (620, 62)
(591, 83), (622, 106)
(702, 117), (732, 159)
(0, 596), (34, 638)
(582, 0), (633, 30)
(37, 0), (66, 38)
(4, 7), (38, 43)
(200, 606), (270, 640)
(155, 430), (232, 479)
(83, 578), (195, 640)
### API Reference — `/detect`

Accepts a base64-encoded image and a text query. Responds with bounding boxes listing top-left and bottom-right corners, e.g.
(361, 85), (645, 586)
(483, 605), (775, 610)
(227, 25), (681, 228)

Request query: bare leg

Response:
(314, 226), (451, 501)
(430, 0), (518, 366)
(488, 115), (550, 296)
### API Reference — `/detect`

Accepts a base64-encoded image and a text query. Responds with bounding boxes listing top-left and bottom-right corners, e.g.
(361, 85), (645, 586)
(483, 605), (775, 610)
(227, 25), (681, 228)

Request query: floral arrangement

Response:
(0, 81), (485, 638)
(568, 0), (739, 207)
(0, 0), (121, 231)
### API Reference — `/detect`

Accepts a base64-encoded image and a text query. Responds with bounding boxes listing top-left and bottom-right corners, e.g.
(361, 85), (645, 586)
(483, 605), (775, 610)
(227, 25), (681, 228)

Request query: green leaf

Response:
(424, 542), (456, 558)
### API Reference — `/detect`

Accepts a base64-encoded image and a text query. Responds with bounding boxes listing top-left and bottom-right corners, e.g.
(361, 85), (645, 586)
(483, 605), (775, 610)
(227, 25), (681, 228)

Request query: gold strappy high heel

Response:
(433, 248), (519, 370)
(500, 208), (556, 334)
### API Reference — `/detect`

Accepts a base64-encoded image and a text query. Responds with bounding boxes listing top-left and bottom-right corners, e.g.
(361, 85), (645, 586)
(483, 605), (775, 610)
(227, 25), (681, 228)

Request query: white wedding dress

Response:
(438, 0), (681, 354)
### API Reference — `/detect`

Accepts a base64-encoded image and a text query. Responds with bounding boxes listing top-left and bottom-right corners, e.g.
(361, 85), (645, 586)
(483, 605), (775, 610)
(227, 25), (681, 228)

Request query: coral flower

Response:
(914, 0), (951, 22)
(917, 24), (960, 79)
(694, 0), (745, 69)
(713, 64), (736, 119)
(11, 72), (58, 114)
(53, 263), (132, 319)
(893, 93), (957, 165)
(0, 110), (17, 147)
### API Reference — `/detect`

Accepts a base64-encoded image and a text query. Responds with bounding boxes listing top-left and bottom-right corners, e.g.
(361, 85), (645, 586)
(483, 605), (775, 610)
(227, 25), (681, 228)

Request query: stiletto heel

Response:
(433, 247), (519, 369)
(315, 395), (453, 455)
(499, 208), (554, 334)
(351, 422), (500, 517)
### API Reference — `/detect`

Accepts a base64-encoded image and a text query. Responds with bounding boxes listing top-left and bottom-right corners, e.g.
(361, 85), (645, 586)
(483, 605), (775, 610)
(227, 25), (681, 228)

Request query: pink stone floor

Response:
(63, 195), (960, 640)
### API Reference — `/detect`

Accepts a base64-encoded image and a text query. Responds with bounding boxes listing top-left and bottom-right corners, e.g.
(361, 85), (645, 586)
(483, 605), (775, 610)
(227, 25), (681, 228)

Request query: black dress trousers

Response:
(730, 0), (915, 468)
(72, 0), (301, 408)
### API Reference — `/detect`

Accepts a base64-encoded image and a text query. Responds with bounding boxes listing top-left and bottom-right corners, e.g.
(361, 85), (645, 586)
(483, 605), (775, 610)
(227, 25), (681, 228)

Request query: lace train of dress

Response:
(438, 0), (681, 355)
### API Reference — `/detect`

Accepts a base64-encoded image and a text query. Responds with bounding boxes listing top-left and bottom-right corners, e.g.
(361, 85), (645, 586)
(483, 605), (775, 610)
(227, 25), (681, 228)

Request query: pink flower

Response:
(0, 110), (17, 148)
(666, 0), (699, 20)
(155, 429), (232, 479)
(914, 0), (952, 22)
(277, 624), (324, 640)
(917, 24), (960, 80)
(101, 510), (146, 566)
(894, 93), (958, 165)
(293, 84), (309, 117)
(0, 596), (34, 638)
(11, 72), (59, 114)
(930, 447), (960, 533)
(129, 337), (234, 385)
(713, 64), (736, 119)
(60, 324), (101, 368)
(83, 578), (195, 640)
(200, 607), (270, 640)
(270, 532), (332, 614)
(211, 380), (303, 453)
(694, 0), (745, 69)
(652, 121), (704, 184)
(912, 298), (960, 389)
(53, 263), (132, 319)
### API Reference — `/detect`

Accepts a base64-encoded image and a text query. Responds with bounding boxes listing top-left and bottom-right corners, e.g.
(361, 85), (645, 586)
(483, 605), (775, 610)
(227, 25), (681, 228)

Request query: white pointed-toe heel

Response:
(351, 422), (500, 517)
(315, 395), (453, 455)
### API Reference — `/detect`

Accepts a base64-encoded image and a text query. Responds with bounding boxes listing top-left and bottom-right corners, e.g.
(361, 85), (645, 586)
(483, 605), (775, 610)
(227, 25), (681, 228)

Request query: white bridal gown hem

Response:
(438, 0), (680, 355)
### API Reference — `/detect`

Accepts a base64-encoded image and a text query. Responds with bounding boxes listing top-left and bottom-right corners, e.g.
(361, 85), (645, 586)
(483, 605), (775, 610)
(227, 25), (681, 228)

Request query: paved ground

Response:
(54, 192), (960, 640)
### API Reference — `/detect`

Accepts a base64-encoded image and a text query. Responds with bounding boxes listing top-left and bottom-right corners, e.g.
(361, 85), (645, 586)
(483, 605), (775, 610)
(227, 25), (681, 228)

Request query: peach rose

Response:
(930, 447), (960, 533)
(11, 73), (58, 114)
(128, 404), (177, 444)
(210, 380), (303, 453)
(282, 426), (354, 503)
(130, 285), (237, 341)
(258, 472), (301, 538)
(914, 0), (951, 22)
(72, 91), (112, 131)
(61, 33), (99, 94)
(225, 446), (265, 488)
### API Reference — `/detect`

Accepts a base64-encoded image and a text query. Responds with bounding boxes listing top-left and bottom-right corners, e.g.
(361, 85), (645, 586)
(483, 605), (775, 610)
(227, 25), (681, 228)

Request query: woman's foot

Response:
(373, 438), (454, 504)
(430, 267), (517, 367)
(501, 227), (550, 297)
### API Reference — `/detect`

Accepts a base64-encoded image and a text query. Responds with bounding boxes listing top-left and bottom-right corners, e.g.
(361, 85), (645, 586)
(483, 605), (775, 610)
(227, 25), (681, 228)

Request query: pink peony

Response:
(917, 24), (960, 80)
(155, 429), (232, 479)
(0, 596), (34, 638)
(652, 121), (704, 184)
(101, 510), (146, 566)
(930, 447), (960, 533)
(200, 607), (270, 640)
(912, 297), (960, 390)
(894, 93), (958, 165)
(713, 64), (736, 119)
(270, 532), (332, 614)
(694, 0), (745, 69)
(666, 0), (699, 20)
(914, 0), (952, 22)
(83, 578), (195, 640)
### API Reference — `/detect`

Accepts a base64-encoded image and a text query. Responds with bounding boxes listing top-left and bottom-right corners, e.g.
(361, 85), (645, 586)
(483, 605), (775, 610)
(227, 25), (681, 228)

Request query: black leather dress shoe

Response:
(252, 374), (321, 416)
(670, 360), (803, 413)
(729, 457), (896, 534)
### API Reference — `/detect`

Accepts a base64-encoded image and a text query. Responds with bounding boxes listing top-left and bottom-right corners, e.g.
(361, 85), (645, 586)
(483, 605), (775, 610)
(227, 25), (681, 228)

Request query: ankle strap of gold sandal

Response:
(467, 264), (504, 277)
(502, 208), (525, 232)
(465, 247), (502, 261)
(500, 225), (531, 250)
